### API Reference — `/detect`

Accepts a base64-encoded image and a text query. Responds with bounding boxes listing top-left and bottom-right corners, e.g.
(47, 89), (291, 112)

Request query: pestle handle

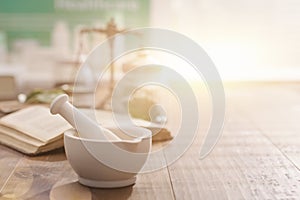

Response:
(50, 94), (121, 141)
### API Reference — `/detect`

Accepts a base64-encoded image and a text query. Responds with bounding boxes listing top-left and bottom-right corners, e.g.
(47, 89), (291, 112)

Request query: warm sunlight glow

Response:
(205, 42), (259, 80)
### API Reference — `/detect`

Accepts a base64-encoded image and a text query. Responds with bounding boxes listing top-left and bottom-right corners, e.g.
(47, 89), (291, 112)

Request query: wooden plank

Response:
(166, 94), (300, 199)
(230, 83), (300, 170)
(0, 142), (174, 200)
(0, 148), (78, 200)
(0, 145), (23, 197)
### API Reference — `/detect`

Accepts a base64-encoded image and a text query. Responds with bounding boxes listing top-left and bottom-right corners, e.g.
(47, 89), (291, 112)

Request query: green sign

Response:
(0, 0), (150, 50)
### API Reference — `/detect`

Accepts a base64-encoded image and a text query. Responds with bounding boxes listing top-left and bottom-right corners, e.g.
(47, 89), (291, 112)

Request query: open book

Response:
(0, 105), (172, 155)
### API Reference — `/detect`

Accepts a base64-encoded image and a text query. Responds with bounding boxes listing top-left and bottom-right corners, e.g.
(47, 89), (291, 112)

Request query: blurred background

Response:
(151, 0), (300, 81)
(0, 0), (299, 102)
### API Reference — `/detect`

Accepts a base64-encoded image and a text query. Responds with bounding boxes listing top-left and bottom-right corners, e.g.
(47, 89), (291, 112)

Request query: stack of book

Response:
(0, 105), (172, 155)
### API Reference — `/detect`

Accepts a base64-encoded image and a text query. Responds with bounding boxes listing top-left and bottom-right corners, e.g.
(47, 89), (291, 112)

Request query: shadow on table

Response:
(50, 181), (133, 200)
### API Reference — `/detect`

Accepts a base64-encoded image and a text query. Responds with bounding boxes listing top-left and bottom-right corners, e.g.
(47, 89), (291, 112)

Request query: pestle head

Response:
(50, 94), (69, 115)
(50, 94), (122, 141)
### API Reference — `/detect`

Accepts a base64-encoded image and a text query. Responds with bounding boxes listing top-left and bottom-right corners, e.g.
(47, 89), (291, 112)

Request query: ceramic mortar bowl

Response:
(64, 125), (152, 188)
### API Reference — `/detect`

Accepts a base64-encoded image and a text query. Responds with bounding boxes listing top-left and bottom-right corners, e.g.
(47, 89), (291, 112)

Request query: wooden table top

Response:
(1, 82), (300, 199)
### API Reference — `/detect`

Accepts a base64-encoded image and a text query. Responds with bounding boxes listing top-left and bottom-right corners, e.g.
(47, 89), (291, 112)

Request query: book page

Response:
(0, 124), (44, 147)
(0, 105), (71, 143)
(0, 133), (39, 154)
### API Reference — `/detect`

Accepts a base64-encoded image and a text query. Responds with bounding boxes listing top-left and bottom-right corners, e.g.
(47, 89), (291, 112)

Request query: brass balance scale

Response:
(64, 18), (167, 124)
